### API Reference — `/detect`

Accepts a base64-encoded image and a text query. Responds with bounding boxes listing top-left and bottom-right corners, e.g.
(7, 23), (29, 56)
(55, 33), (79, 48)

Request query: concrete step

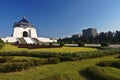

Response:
(23, 37), (35, 44)
(17, 38), (26, 44)
(32, 38), (43, 44)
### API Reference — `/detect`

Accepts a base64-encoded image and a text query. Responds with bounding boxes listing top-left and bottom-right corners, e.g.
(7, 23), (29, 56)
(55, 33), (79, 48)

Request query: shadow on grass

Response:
(79, 70), (92, 80)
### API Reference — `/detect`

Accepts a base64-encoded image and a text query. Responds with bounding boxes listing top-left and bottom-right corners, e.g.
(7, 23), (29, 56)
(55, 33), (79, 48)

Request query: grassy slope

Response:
(0, 55), (119, 80)
(0, 44), (27, 52)
(106, 67), (120, 78)
(0, 44), (97, 52)
(98, 67), (120, 79)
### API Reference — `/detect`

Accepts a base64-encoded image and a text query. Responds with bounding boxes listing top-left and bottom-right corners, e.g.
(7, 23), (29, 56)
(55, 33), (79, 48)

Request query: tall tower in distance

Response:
(82, 28), (97, 39)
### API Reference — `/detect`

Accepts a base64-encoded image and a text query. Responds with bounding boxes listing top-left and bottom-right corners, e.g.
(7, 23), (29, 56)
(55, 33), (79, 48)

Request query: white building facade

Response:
(1, 17), (57, 44)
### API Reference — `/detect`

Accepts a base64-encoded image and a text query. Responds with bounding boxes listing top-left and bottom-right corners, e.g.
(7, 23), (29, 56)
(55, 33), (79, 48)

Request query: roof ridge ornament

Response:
(23, 16), (26, 19)
(13, 17), (34, 28)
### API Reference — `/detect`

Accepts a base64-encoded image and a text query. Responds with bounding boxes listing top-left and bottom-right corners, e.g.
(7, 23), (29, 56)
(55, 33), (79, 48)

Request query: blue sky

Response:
(0, 0), (120, 38)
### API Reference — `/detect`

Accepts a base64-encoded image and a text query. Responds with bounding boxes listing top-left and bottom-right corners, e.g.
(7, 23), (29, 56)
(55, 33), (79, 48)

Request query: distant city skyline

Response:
(0, 0), (120, 38)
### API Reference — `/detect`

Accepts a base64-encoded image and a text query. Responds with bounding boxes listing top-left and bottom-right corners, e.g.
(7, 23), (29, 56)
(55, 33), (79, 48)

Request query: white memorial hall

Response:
(1, 17), (57, 44)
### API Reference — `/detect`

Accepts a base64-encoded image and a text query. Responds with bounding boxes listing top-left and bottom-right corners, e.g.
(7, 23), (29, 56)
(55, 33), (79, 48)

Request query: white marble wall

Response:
(12, 27), (37, 38)
(1, 37), (17, 43)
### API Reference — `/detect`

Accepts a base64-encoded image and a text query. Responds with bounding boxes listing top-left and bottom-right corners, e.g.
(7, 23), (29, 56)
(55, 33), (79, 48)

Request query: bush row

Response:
(0, 62), (31, 72)
(84, 66), (120, 80)
(97, 60), (120, 69)
(0, 56), (13, 63)
(0, 57), (59, 73)
(0, 49), (120, 62)
(16, 44), (61, 49)
(78, 42), (84, 47)
(101, 42), (109, 47)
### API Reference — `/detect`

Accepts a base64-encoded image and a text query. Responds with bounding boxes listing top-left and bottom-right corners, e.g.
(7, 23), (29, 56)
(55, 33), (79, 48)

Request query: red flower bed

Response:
(14, 44), (61, 49)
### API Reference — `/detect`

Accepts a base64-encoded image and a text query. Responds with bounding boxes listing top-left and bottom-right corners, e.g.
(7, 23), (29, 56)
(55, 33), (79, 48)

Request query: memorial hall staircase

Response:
(17, 37), (41, 44)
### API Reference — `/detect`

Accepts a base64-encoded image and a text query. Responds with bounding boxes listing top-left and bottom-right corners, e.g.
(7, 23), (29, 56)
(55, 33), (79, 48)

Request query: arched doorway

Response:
(23, 31), (28, 37)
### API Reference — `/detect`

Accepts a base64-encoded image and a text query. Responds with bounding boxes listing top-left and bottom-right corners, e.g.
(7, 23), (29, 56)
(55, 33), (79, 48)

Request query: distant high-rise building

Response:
(82, 28), (97, 38)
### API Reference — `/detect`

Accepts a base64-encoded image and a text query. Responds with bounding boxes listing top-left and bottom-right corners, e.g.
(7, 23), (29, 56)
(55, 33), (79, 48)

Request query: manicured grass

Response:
(0, 44), (97, 52)
(29, 47), (97, 52)
(0, 55), (119, 80)
(102, 67), (120, 79)
(0, 44), (119, 80)
(0, 44), (27, 52)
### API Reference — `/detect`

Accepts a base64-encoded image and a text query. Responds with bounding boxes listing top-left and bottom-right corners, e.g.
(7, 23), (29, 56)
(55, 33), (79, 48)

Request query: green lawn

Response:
(0, 55), (119, 80)
(0, 44), (97, 52)
(0, 44), (119, 80)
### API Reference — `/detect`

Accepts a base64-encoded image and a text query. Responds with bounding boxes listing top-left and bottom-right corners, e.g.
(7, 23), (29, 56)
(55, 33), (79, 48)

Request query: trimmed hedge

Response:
(101, 42), (109, 47)
(48, 57), (60, 64)
(0, 49), (120, 62)
(0, 62), (31, 72)
(84, 66), (120, 80)
(0, 58), (6, 63)
(0, 56), (13, 63)
(78, 42), (84, 47)
(60, 42), (64, 47)
(49, 43), (53, 46)
(17, 44), (61, 49)
(97, 60), (120, 69)
(0, 57), (60, 73)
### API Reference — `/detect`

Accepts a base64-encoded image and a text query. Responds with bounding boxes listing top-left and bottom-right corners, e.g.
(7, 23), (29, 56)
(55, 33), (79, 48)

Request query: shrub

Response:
(48, 57), (60, 64)
(49, 43), (53, 46)
(0, 49), (120, 62)
(97, 60), (120, 69)
(41, 43), (45, 46)
(101, 42), (109, 47)
(78, 42), (84, 47)
(0, 56), (13, 63)
(0, 58), (6, 63)
(84, 66), (119, 80)
(0, 62), (31, 72)
(60, 42), (64, 47)
(59, 56), (78, 62)
(0, 59), (38, 72)
(0, 58), (61, 73)
(11, 59), (29, 63)
(1, 56), (13, 62)
(97, 61), (114, 67)
(30, 59), (48, 66)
